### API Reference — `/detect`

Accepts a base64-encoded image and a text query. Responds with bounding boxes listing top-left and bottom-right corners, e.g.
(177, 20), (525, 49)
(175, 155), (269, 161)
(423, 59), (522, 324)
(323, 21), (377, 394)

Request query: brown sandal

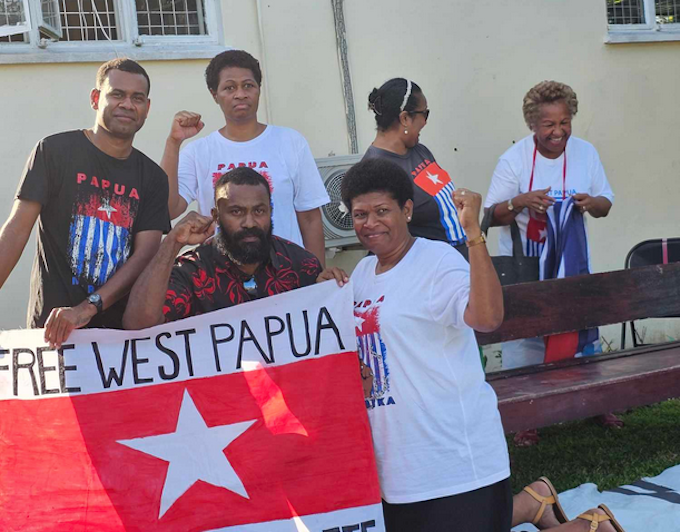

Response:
(522, 476), (569, 526)
(576, 504), (626, 531)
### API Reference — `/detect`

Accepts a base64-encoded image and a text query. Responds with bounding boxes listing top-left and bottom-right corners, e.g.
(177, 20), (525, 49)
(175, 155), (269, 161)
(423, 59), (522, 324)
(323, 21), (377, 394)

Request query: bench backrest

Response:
(476, 262), (680, 346)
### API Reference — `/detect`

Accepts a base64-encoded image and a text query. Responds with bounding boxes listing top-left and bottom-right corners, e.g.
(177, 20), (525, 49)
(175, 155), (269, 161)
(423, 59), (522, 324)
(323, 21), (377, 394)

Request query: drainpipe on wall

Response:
(255, 0), (273, 124)
(331, 0), (359, 155)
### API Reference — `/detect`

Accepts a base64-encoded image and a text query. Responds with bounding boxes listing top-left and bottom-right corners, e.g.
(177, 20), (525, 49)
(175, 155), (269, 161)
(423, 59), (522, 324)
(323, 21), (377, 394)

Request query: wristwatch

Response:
(507, 198), (515, 211)
(466, 233), (487, 248)
(87, 293), (103, 314)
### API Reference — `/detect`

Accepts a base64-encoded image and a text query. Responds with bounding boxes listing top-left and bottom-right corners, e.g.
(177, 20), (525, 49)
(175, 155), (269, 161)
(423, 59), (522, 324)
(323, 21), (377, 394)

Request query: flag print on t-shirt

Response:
(413, 162), (466, 245)
(67, 190), (138, 292)
(354, 297), (395, 409)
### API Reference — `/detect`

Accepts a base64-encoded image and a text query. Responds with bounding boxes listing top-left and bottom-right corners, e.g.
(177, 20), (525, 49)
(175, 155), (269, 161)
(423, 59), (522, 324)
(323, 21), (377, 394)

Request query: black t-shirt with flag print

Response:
(17, 130), (171, 329)
(363, 144), (467, 246)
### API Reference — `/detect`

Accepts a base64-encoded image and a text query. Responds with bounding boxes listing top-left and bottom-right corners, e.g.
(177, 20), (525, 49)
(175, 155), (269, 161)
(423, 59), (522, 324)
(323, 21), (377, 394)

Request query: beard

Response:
(215, 224), (272, 265)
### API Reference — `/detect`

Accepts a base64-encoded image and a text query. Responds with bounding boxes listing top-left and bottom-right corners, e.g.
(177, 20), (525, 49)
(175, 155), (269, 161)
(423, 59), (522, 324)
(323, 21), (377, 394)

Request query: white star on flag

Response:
(118, 389), (256, 518)
(98, 202), (118, 220)
(354, 315), (365, 333)
(539, 228), (548, 240)
(425, 171), (442, 185)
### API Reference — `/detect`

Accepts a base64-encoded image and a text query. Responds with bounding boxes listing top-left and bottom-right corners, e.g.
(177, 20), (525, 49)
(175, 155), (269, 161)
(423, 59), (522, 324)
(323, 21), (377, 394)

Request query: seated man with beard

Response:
(122, 167), (322, 328)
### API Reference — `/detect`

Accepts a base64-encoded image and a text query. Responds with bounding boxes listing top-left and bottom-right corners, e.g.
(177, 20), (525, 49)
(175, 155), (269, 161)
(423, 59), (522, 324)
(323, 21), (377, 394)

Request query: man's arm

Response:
(44, 230), (163, 348)
(123, 212), (215, 330)
(160, 111), (204, 220)
(0, 199), (41, 289)
(296, 208), (326, 268)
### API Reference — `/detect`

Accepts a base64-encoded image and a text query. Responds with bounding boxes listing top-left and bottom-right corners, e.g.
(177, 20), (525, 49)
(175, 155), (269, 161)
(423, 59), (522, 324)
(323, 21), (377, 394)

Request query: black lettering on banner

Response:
(314, 307), (345, 355)
(264, 316), (285, 362)
(130, 337), (153, 385)
(156, 332), (180, 380)
(36, 347), (60, 395)
(210, 323), (234, 372)
(286, 311), (311, 358)
(175, 329), (196, 377)
(236, 320), (272, 369)
(58, 344), (80, 393)
(12, 348), (39, 397)
(93, 340), (129, 389)
(322, 524), (375, 532)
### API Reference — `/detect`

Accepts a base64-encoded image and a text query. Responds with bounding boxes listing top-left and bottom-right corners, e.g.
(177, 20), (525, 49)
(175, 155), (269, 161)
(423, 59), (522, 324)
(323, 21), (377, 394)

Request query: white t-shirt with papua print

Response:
(178, 125), (330, 246)
(351, 238), (510, 504)
(485, 135), (614, 257)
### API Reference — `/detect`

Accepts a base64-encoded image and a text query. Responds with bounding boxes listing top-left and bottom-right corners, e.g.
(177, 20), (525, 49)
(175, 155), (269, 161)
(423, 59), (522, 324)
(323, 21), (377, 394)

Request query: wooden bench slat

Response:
(489, 345), (680, 433)
(477, 262), (680, 345)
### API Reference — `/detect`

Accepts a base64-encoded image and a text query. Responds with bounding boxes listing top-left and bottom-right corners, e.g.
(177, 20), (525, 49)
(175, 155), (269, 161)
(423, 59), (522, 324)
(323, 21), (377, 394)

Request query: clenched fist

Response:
(168, 111), (205, 144)
(452, 188), (483, 238)
(168, 212), (215, 247)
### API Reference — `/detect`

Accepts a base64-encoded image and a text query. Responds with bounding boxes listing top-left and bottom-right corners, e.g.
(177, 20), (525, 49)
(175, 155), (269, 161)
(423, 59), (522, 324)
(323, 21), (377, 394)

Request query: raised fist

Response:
(168, 110), (204, 143)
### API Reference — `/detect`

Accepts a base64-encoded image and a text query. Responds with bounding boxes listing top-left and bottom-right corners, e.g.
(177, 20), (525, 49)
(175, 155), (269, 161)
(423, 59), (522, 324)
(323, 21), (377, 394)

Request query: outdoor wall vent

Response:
(316, 154), (362, 249)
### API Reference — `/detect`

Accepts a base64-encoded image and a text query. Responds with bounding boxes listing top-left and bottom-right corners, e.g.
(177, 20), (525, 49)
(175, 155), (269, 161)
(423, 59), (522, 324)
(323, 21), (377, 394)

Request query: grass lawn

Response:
(508, 399), (680, 494)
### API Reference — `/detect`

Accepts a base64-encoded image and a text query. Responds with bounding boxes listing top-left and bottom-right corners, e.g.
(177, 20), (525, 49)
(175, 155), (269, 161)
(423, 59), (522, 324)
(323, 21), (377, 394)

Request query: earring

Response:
(407, 216), (411, 221)
(404, 129), (408, 135)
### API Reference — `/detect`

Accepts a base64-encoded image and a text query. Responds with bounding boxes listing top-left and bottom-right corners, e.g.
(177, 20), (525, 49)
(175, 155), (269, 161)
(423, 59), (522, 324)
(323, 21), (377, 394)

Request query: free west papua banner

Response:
(0, 281), (384, 532)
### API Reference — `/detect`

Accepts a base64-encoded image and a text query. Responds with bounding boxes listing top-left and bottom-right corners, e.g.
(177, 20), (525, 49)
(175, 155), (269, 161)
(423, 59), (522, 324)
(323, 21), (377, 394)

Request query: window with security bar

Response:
(1, 0), (220, 51)
(607, 0), (680, 26)
(606, 0), (680, 42)
(656, 0), (679, 23)
(136, 0), (208, 37)
(607, 0), (646, 24)
(58, 0), (118, 41)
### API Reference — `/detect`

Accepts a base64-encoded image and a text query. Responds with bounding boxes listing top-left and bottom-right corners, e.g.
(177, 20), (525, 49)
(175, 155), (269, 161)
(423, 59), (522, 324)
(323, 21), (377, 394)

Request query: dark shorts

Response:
(382, 477), (512, 532)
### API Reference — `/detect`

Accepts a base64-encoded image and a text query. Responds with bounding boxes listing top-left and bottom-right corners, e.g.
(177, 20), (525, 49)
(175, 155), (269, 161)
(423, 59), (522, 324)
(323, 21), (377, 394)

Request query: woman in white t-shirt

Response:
(319, 158), (625, 532)
(159, 50), (329, 266)
(484, 81), (618, 446)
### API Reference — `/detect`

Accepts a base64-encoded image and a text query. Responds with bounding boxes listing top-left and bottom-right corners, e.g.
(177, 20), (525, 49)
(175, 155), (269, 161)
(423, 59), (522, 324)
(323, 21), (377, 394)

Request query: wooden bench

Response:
(476, 262), (680, 434)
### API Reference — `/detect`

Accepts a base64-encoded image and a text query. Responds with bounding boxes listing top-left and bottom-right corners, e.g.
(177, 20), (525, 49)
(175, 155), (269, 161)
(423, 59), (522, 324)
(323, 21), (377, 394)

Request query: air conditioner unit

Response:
(316, 154), (363, 249)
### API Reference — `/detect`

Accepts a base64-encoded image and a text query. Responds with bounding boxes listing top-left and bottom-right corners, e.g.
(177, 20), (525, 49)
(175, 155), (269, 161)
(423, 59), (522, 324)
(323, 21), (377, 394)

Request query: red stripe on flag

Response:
(0, 353), (379, 531)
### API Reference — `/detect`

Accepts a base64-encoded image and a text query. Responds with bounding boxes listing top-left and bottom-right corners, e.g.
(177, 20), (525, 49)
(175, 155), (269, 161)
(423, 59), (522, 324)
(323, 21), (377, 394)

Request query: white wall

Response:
(1, 0), (679, 342)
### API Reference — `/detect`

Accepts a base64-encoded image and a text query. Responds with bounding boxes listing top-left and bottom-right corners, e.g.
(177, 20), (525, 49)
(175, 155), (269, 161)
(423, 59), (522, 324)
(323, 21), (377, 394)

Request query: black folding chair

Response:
(620, 238), (680, 349)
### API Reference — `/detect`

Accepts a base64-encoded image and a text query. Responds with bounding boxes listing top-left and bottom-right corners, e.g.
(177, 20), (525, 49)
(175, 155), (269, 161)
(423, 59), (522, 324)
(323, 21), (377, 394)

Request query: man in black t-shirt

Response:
(122, 167), (321, 329)
(0, 58), (170, 347)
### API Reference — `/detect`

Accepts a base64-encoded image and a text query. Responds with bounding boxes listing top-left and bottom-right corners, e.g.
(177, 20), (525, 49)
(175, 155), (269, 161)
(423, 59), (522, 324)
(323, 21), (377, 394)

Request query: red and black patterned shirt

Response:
(163, 236), (322, 322)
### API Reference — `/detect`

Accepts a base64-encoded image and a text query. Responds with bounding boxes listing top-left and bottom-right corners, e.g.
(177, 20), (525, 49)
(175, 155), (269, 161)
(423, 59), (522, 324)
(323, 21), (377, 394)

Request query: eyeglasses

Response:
(410, 109), (430, 121)
(243, 276), (258, 299)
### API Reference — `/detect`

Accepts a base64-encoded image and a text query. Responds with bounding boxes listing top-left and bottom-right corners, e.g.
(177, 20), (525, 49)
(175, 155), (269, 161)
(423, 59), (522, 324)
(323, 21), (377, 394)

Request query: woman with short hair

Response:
(485, 80), (613, 262)
(160, 50), (330, 266)
(484, 80), (617, 445)
(319, 158), (625, 532)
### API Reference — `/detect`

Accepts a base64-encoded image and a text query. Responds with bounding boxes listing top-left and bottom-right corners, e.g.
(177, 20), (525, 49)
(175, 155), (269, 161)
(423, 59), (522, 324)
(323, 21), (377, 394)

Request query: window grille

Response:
(135, 0), (207, 36)
(656, 0), (679, 23)
(607, 0), (647, 25)
(1, 0), (220, 55)
(58, 0), (118, 41)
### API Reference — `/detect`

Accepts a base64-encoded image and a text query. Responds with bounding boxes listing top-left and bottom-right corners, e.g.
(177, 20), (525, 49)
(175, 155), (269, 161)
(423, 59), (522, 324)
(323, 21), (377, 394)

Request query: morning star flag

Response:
(0, 282), (384, 532)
